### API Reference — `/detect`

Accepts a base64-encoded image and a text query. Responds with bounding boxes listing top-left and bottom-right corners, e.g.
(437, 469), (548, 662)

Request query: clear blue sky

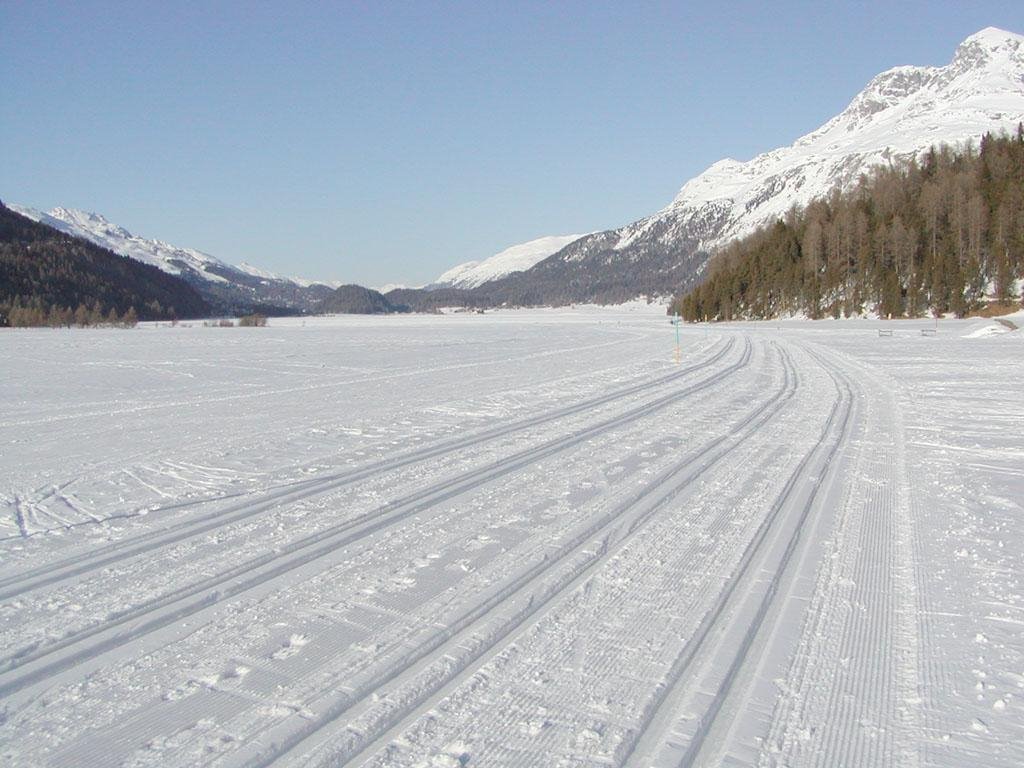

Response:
(2, 2), (1021, 286)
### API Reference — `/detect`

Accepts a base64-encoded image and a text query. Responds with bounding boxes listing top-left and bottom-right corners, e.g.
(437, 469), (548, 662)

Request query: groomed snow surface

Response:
(1, 308), (1021, 767)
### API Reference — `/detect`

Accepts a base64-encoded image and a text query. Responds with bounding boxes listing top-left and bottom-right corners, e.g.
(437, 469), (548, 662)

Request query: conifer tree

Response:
(670, 131), (1024, 321)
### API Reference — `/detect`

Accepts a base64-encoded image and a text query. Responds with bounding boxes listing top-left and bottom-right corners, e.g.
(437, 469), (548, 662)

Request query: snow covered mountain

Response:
(8, 206), (339, 312)
(432, 234), (587, 290)
(10, 206), (231, 284)
(497, 26), (1024, 304)
(234, 261), (341, 290)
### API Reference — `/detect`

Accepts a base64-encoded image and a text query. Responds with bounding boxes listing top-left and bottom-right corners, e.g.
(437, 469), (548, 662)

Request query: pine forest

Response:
(671, 128), (1024, 321)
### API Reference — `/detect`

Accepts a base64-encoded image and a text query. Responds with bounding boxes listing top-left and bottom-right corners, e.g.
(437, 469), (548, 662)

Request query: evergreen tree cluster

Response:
(0, 202), (209, 327)
(4, 297), (139, 328)
(671, 129), (1024, 321)
(318, 284), (410, 314)
(237, 313), (268, 327)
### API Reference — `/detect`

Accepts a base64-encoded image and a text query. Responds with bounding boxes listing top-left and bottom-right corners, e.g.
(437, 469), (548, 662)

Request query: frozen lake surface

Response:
(1, 307), (1022, 767)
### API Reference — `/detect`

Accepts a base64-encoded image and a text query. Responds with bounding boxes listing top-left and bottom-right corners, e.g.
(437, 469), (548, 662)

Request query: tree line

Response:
(3, 296), (138, 328)
(1, 202), (209, 327)
(671, 127), (1024, 321)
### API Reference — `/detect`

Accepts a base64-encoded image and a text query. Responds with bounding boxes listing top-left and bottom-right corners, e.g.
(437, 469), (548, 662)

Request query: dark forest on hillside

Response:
(319, 284), (410, 314)
(0, 203), (209, 326)
(671, 128), (1024, 321)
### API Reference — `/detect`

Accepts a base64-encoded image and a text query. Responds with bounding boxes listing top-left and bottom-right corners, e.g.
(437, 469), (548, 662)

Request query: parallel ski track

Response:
(805, 353), (914, 768)
(0, 338), (732, 602)
(0, 328), (664, 543)
(0, 338), (666, 543)
(235, 339), (800, 768)
(0, 338), (752, 701)
(619, 344), (855, 768)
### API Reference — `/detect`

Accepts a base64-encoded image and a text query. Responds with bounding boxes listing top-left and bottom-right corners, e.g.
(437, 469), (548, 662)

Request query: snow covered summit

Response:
(9, 205), (339, 312)
(660, 25), (1024, 243)
(432, 233), (587, 290)
(9, 206), (233, 282)
(513, 27), (1024, 303)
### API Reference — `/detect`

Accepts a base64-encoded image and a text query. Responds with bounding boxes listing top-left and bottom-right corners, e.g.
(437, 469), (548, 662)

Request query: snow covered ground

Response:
(0, 308), (1021, 767)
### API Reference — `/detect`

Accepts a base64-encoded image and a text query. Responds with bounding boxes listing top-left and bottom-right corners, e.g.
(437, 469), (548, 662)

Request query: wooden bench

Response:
(920, 328), (937, 336)
(878, 329), (893, 337)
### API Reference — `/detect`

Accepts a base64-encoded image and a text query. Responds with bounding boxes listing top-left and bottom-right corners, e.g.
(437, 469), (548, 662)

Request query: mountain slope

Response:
(495, 26), (1024, 304)
(0, 202), (209, 322)
(9, 206), (337, 314)
(319, 284), (408, 314)
(432, 234), (587, 289)
(673, 130), (1024, 321)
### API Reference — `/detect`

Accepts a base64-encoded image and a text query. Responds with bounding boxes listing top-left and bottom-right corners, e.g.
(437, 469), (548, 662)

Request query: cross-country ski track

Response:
(1, 309), (1021, 767)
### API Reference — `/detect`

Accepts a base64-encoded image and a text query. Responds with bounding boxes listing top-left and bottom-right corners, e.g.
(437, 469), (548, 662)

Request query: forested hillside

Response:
(671, 129), (1024, 321)
(10, 205), (338, 316)
(319, 284), (409, 314)
(0, 203), (209, 326)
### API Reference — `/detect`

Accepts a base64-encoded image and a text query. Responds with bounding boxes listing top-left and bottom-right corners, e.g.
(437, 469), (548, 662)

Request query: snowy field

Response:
(0, 307), (1021, 767)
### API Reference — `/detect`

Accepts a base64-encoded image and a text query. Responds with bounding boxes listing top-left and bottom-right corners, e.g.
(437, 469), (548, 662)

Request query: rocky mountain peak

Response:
(953, 26), (1023, 68)
(489, 27), (1024, 306)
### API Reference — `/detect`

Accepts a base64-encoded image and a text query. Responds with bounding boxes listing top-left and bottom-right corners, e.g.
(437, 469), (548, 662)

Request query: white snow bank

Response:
(963, 321), (1017, 338)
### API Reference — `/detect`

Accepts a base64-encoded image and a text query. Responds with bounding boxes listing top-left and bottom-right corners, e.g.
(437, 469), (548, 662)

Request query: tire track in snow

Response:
(0, 340), (752, 701)
(0, 338), (732, 601)
(230, 340), (799, 768)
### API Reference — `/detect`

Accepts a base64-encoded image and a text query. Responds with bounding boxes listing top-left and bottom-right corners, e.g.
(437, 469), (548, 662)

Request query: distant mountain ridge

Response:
(9, 205), (339, 314)
(12, 28), (1023, 313)
(1, 202), (209, 323)
(319, 284), (409, 314)
(431, 233), (588, 290)
(449, 26), (1024, 306)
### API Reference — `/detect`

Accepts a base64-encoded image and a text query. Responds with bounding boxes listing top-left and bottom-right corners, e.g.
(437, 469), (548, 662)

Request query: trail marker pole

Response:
(673, 312), (681, 364)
